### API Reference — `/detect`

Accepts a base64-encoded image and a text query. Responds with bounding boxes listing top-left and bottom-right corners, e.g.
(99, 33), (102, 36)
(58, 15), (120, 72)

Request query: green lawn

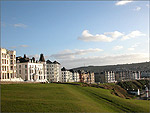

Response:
(1, 83), (150, 112)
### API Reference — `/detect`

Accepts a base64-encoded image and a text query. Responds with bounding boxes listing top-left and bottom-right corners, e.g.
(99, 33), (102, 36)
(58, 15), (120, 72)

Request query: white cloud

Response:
(9, 45), (29, 49)
(14, 23), (27, 28)
(121, 30), (146, 40)
(0, 22), (6, 27)
(128, 43), (140, 51)
(50, 48), (103, 59)
(134, 6), (141, 11)
(115, 0), (133, 6)
(19, 45), (29, 47)
(146, 4), (149, 8)
(128, 48), (135, 51)
(10, 46), (17, 49)
(78, 30), (124, 42)
(60, 53), (148, 69)
(28, 54), (39, 60)
(113, 45), (123, 50)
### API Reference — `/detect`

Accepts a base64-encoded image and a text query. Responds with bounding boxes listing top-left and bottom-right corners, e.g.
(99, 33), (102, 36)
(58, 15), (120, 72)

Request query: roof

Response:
(61, 67), (67, 71)
(46, 60), (60, 64)
(53, 60), (60, 64)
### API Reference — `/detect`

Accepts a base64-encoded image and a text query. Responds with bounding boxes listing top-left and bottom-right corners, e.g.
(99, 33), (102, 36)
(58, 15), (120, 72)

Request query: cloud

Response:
(60, 53), (148, 69)
(128, 48), (135, 51)
(0, 22), (6, 27)
(134, 6), (141, 11)
(115, 0), (133, 6)
(9, 45), (29, 49)
(19, 45), (29, 47)
(121, 30), (146, 40)
(13, 23), (27, 28)
(146, 4), (149, 8)
(10, 46), (17, 49)
(128, 43), (140, 51)
(113, 45), (123, 50)
(78, 30), (124, 42)
(50, 48), (103, 59)
(28, 54), (39, 60)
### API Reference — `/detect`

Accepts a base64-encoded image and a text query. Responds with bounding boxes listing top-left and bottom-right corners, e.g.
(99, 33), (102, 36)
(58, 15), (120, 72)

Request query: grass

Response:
(1, 83), (150, 112)
(117, 79), (149, 90)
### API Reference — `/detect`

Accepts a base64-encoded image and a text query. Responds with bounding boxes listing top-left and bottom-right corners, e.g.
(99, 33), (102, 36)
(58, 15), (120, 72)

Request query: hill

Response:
(72, 61), (150, 73)
(1, 83), (150, 112)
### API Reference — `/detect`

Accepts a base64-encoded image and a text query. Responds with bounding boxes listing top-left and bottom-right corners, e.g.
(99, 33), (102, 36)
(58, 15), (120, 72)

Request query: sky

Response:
(1, 0), (150, 69)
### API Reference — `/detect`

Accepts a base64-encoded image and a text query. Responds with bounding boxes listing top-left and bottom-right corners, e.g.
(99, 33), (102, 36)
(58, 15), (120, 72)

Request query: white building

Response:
(69, 69), (80, 82)
(61, 67), (72, 82)
(16, 54), (47, 82)
(0, 48), (17, 81)
(105, 71), (116, 83)
(46, 60), (61, 82)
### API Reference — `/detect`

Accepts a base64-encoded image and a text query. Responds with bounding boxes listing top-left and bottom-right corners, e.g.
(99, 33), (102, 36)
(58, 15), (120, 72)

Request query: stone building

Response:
(46, 60), (61, 82)
(78, 70), (95, 84)
(69, 69), (80, 82)
(16, 54), (47, 82)
(0, 48), (17, 80)
(61, 67), (72, 82)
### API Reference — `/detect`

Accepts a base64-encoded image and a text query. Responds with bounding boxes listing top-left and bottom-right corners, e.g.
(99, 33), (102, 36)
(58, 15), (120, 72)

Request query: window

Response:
(25, 70), (27, 74)
(11, 66), (13, 70)
(10, 60), (13, 64)
(3, 73), (4, 79)
(25, 65), (27, 68)
(2, 66), (4, 71)
(2, 59), (4, 64)
(10, 55), (13, 59)
(7, 60), (8, 64)
(19, 70), (21, 74)
(19, 65), (21, 68)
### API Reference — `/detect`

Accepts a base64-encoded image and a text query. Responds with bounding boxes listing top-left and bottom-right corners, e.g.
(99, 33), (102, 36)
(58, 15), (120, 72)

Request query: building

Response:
(61, 67), (72, 82)
(69, 69), (80, 82)
(0, 48), (17, 81)
(105, 71), (116, 83)
(78, 70), (95, 84)
(46, 60), (61, 82)
(16, 54), (47, 82)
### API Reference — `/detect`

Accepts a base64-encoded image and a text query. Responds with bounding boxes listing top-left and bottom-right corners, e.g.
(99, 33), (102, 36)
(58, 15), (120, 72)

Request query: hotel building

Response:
(0, 48), (16, 80)
(16, 54), (47, 82)
(46, 60), (61, 82)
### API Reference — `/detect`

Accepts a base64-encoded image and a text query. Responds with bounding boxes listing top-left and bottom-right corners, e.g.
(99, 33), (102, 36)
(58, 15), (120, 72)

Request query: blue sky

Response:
(1, 1), (149, 68)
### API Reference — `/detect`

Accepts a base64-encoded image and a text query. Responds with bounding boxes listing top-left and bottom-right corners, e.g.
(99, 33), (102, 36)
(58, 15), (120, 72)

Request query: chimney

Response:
(32, 57), (35, 63)
(39, 54), (45, 62)
(24, 54), (27, 58)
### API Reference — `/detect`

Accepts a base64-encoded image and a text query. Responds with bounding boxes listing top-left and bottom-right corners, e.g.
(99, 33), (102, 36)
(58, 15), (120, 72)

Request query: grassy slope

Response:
(1, 83), (150, 112)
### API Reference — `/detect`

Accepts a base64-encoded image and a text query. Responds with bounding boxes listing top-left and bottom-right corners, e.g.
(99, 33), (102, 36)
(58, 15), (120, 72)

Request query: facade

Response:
(69, 69), (80, 82)
(79, 70), (95, 84)
(105, 71), (116, 83)
(0, 48), (17, 81)
(46, 60), (61, 82)
(61, 67), (72, 82)
(16, 54), (47, 82)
